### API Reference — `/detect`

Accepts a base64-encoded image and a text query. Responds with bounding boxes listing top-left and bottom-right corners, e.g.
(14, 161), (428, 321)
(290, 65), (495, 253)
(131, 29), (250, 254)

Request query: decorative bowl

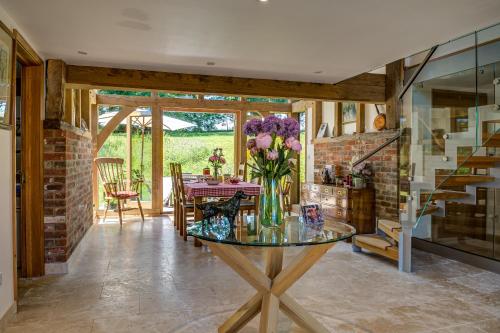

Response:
(206, 179), (220, 186)
(228, 177), (240, 184)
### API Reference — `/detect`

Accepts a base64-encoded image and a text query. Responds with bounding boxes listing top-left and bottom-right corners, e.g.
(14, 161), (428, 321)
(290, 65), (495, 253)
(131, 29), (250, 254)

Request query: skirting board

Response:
(45, 261), (69, 275)
(413, 237), (500, 274)
(0, 302), (17, 333)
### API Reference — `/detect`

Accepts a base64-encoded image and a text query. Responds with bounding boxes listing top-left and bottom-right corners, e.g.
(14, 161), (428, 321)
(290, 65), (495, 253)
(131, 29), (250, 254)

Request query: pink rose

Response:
(209, 156), (216, 162)
(220, 157), (226, 164)
(266, 149), (279, 161)
(284, 137), (295, 149)
(255, 133), (272, 149)
(291, 140), (302, 152)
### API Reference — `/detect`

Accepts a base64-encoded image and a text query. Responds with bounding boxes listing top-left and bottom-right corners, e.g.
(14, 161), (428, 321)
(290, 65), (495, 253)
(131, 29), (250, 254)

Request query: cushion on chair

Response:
(114, 191), (139, 199)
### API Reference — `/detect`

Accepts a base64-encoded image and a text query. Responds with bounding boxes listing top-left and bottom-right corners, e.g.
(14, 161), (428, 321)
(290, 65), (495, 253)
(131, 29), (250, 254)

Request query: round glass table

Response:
(188, 215), (356, 333)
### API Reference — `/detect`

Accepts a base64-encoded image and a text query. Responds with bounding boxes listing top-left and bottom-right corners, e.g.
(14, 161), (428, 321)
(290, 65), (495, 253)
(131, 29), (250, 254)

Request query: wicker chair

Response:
(95, 157), (145, 225)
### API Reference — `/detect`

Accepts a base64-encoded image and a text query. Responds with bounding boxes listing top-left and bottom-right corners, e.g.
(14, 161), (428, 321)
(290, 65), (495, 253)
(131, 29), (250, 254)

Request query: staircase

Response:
(353, 219), (400, 261)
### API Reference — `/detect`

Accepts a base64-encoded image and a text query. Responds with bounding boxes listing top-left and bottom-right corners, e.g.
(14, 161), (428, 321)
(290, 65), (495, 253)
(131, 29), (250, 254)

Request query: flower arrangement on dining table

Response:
(244, 115), (302, 227)
(208, 148), (226, 179)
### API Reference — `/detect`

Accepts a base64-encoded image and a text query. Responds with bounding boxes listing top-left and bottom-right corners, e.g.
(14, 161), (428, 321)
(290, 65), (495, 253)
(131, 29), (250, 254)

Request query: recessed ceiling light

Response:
(314, 70), (323, 74)
(77, 50), (88, 55)
(206, 61), (216, 66)
(258, 0), (269, 2)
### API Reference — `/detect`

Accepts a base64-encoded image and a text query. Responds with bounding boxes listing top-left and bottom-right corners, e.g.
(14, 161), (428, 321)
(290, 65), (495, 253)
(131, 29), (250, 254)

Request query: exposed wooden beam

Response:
(96, 106), (136, 151)
(356, 103), (365, 133)
(80, 89), (90, 129)
(46, 59), (66, 120)
(95, 94), (292, 113)
(385, 59), (404, 129)
(66, 64), (386, 103)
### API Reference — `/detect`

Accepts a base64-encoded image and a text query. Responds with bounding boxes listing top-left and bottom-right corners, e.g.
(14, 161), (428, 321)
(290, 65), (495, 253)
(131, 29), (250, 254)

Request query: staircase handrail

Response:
(352, 132), (401, 168)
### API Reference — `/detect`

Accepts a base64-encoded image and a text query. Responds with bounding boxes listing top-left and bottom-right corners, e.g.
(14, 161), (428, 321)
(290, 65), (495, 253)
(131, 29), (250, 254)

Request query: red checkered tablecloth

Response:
(185, 182), (262, 200)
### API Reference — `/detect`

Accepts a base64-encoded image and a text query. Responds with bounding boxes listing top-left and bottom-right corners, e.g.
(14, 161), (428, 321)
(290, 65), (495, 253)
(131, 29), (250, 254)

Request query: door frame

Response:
(12, 29), (44, 289)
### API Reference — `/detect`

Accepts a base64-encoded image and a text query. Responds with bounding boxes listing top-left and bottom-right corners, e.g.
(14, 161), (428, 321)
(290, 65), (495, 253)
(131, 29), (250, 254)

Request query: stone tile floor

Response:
(6, 216), (500, 332)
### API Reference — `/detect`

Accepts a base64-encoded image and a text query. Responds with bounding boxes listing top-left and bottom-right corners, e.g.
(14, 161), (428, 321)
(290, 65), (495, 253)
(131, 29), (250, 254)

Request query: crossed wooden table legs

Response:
(202, 241), (335, 333)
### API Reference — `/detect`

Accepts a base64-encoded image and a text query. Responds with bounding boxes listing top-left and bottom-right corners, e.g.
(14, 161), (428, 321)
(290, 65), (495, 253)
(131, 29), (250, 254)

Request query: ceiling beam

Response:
(96, 94), (292, 113)
(65, 64), (386, 103)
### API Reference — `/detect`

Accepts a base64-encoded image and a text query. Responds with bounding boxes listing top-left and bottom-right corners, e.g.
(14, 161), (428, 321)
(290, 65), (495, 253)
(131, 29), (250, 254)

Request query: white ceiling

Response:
(2, 0), (500, 84)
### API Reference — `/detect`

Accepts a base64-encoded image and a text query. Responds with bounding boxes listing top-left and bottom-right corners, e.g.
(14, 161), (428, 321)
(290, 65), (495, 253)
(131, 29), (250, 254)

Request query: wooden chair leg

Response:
(175, 200), (180, 230)
(103, 199), (110, 222)
(137, 197), (145, 222)
(182, 208), (188, 241)
(117, 199), (123, 226)
(179, 206), (184, 237)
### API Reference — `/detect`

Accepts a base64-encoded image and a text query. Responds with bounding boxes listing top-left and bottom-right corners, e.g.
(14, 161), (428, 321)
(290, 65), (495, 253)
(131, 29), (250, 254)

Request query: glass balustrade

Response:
(401, 23), (500, 260)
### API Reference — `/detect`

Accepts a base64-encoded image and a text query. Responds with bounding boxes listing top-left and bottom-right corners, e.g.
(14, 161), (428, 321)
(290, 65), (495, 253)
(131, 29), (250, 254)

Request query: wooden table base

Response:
(202, 241), (335, 333)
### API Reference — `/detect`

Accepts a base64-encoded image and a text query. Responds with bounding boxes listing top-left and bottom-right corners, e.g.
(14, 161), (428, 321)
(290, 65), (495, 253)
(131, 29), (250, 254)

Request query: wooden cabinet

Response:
(301, 183), (376, 235)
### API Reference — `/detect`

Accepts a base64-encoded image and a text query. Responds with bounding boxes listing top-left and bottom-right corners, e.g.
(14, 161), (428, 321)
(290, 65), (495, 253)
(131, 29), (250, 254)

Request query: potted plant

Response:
(244, 116), (302, 227)
(351, 162), (373, 189)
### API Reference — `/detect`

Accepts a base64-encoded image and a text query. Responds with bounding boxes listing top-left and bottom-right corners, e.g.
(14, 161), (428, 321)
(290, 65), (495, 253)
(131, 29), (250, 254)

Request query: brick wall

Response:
(44, 128), (93, 264)
(314, 130), (399, 219)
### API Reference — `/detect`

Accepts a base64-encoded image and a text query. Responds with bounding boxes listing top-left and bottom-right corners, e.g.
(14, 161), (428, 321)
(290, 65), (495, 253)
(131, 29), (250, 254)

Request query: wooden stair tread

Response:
(378, 219), (401, 232)
(483, 133), (500, 147)
(354, 235), (392, 250)
(417, 204), (439, 216)
(458, 156), (500, 168)
(420, 190), (469, 201)
(353, 235), (399, 261)
(440, 175), (495, 186)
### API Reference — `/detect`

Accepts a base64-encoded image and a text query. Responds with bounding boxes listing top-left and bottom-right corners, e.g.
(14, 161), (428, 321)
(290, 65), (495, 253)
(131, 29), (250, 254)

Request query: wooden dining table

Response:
(184, 181), (262, 246)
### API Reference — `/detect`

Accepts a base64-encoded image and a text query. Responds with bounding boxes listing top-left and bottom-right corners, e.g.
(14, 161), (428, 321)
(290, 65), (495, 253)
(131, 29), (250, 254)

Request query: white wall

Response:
(0, 4), (40, 321)
(0, 130), (13, 320)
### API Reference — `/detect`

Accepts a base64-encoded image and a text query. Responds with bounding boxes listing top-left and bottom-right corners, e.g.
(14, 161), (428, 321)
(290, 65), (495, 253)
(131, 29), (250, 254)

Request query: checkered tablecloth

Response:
(185, 181), (262, 200)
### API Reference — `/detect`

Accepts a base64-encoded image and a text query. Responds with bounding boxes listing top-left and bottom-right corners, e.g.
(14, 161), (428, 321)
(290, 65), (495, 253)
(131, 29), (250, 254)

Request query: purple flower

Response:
(243, 118), (263, 136)
(283, 117), (300, 138)
(262, 115), (284, 136)
(255, 133), (272, 149)
(266, 149), (279, 160)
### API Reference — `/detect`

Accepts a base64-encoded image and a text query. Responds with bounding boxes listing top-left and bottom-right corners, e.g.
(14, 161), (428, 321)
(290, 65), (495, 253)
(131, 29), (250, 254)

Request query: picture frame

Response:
(341, 102), (357, 124)
(0, 21), (13, 128)
(316, 123), (328, 138)
(301, 204), (325, 231)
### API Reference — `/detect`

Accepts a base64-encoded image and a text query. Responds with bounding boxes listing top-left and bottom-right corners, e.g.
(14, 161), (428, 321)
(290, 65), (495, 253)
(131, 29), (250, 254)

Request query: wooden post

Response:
(74, 89), (81, 128)
(46, 59), (66, 120)
(356, 103), (365, 133)
(80, 89), (90, 129)
(311, 101), (322, 140)
(385, 59), (404, 129)
(90, 104), (99, 214)
(63, 88), (74, 125)
(126, 116), (132, 191)
(151, 99), (163, 213)
(334, 102), (343, 137)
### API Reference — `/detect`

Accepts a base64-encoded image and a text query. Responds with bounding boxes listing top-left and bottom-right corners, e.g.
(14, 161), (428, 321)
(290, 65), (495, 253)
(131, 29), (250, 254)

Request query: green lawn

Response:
(98, 131), (235, 205)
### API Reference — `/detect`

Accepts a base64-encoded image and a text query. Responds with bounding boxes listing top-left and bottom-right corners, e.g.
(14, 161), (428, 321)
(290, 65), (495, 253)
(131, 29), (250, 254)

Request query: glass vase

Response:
(259, 177), (283, 228)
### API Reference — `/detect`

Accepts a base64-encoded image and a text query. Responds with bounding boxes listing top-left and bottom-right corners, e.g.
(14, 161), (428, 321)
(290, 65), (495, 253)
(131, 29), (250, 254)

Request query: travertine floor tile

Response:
(7, 216), (499, 333)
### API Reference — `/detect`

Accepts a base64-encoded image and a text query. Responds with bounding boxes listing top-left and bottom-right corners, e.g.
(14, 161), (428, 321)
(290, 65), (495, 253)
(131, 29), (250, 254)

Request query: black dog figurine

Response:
(196, 191), (249, 231)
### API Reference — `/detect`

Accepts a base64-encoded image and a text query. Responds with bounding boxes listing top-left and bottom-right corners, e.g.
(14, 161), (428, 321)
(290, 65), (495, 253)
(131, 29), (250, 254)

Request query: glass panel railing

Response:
(402, 23), (500, 261)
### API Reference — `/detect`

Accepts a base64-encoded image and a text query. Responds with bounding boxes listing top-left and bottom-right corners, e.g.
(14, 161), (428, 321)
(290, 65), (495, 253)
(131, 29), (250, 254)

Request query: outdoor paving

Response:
(5, 216), (500, 333)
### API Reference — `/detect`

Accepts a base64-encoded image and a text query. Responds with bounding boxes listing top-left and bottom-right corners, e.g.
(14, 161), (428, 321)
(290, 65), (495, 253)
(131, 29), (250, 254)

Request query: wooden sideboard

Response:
(300, 183), (376, 235)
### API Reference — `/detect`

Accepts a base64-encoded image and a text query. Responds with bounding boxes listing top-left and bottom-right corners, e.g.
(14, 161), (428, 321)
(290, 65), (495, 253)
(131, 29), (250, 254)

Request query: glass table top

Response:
(187, 215), (356, 247)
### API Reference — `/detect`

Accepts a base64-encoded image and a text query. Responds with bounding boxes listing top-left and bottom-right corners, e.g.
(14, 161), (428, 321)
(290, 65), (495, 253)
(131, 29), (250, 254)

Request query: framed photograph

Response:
(316, 123), (328, 138)
(301, 204), (324, 231)
(0, 21), (13, 128)
(342, 102), (357, 124)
